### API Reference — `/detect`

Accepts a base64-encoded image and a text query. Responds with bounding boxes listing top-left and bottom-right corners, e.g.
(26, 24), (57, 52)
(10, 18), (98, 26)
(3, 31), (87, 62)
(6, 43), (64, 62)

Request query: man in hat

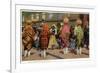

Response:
(22, 20), (35, 57)
(74, 19), (84, 55)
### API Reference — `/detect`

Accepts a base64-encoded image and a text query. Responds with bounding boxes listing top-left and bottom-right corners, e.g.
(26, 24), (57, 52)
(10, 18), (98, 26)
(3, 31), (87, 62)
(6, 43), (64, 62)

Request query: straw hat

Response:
(76, 19), (82, 25)
(26, 20), (32, 25)
(63, 17), (69, 23)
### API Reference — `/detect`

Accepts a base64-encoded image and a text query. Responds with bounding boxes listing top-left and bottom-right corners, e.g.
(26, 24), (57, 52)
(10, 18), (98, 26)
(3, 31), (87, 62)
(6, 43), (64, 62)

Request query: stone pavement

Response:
(22, 48), (89, 61)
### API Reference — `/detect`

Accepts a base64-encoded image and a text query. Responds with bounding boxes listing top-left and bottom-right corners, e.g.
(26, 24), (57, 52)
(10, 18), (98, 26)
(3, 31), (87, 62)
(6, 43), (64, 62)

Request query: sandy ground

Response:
(22, 47), (89, 61)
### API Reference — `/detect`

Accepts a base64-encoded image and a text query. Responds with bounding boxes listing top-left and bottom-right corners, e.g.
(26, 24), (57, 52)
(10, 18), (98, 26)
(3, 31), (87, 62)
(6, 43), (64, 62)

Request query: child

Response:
(74, 19), (84, 55)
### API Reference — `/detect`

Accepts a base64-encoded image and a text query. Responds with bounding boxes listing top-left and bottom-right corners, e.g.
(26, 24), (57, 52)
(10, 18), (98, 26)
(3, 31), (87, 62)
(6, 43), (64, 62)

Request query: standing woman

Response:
(40, 23), (49, 58)
(74, 19), (84, 55)
(60, 17), (70, 54)
(22, 20), (35, 57)
(83, 21), (89, 49)
(48, 24), (58, 50)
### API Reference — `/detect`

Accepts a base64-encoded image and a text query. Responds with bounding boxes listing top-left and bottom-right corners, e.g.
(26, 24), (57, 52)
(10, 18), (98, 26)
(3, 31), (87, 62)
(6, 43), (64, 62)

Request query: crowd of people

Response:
(22, 17), (89, 58)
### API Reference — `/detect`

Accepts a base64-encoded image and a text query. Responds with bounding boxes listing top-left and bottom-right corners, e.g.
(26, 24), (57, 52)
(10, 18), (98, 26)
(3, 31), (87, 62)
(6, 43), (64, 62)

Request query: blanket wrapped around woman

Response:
(40, 23), (49, 50)
(22, 22), (35, 51)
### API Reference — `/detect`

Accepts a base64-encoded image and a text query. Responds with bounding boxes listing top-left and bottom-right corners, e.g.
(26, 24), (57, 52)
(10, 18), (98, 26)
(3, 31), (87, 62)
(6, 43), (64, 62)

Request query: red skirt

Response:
(40, 37), (48, 50)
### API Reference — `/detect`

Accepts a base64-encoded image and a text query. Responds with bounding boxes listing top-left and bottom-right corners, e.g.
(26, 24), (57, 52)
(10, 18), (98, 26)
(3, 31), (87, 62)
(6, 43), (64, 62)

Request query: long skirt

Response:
(40, 37), (48, 50)
(76, 38), (82, 49)
(60, 34), (70, 48)
(48, 35), (58, 49)
(22, 36), (33, 51)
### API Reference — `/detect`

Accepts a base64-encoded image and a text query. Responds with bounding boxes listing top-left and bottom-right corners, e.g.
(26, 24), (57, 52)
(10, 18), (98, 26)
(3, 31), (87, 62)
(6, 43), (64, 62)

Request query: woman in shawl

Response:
(22, 20), (35, 57)
(48, 24), (58, 50)
(74, 19), (84, 55)
(60, 17), (70, 54)
(39, 23), (49, 58)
